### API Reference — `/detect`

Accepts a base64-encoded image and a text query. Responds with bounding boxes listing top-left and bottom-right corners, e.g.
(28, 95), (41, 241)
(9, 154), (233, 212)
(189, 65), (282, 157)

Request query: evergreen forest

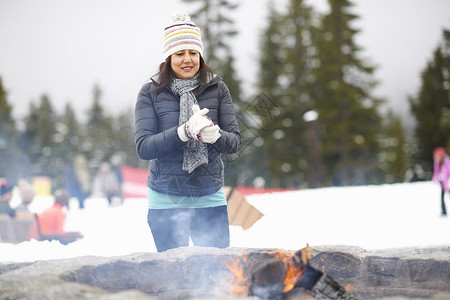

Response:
(0, 0), (449, 190)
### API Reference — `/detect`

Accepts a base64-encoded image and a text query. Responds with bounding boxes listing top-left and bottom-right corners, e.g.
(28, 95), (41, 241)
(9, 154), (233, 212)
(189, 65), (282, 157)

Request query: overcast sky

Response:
(0, 0), (449, 122)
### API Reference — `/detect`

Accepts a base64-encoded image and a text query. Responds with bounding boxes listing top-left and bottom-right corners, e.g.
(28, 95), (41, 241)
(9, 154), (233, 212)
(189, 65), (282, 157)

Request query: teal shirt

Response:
(148, 187), (227, 209)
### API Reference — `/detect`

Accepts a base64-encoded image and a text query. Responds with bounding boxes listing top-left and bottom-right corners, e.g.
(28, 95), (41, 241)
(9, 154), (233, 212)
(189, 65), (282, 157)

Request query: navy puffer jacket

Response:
(135, 74), (241, 197)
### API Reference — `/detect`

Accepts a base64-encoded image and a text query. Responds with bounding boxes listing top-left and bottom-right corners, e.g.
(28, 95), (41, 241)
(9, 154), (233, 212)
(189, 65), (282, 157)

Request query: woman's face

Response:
(434, 154), (444, 163)
(170, 49), (200, 79)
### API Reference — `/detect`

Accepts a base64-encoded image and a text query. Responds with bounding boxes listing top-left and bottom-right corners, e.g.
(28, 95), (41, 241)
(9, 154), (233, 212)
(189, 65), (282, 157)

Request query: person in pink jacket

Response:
(432, 147), (450, 216)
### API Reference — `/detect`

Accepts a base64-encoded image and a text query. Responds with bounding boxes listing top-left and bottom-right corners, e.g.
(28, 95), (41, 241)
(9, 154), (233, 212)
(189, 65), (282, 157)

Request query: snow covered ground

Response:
(1, 181), (449, 263)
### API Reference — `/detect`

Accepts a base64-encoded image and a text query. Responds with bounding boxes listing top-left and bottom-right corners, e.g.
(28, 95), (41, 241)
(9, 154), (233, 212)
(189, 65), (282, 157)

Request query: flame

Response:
(314, 258), (326, 273)
(225, 257), (250, 297)
(282, 255), (304, 292)
(345, 284), (355, 292)
(225, 248), (309, 297)
(270, 250), (304, 293)
(320, 258), (325, 273)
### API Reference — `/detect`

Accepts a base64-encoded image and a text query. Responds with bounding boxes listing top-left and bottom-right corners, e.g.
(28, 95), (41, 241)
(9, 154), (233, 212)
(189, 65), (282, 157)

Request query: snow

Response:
(1, 181), (449, 263)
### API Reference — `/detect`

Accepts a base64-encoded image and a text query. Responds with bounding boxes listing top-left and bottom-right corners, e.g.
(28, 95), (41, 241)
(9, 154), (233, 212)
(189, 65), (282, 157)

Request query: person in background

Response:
(92, 162), (120, 206)
(0, 179), (15, 218)
(110, 153), (124, 204)
(432, 147), (450, 217)
(15, 178), (36, 213)
(63, 157), (83, 209)
(72, 154), (91, 209)
(37, 189), (83, 244)
(134, 12), (240, 252)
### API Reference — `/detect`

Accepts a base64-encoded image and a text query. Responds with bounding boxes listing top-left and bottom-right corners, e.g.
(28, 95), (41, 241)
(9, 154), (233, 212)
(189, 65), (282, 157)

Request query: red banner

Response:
(120, 165), (296, 199)
(234, 187), (296, 196)
(121, 165), (148, 198)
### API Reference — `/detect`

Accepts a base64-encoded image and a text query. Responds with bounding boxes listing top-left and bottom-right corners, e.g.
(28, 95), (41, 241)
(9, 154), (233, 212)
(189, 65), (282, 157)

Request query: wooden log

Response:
(249, 246), (356, 299)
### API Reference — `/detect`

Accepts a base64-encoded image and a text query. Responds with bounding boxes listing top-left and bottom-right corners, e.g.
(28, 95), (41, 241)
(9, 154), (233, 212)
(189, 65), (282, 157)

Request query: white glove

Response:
(199, 125), (221, 144)
(177, 105), (213, 142)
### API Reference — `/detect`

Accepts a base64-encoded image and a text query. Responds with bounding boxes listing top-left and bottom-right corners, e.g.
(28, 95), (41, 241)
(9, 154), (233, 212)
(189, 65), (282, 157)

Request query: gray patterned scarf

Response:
(170, 75), (208, 173)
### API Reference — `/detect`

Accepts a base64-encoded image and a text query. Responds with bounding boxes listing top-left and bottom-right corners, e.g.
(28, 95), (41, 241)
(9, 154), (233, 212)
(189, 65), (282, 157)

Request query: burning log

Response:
(249, 245), (356, 300)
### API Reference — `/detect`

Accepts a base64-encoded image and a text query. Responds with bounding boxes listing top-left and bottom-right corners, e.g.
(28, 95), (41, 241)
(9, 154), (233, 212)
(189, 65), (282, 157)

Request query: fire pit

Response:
(0, 246), (449, 299)
(227, 245), (356, 299)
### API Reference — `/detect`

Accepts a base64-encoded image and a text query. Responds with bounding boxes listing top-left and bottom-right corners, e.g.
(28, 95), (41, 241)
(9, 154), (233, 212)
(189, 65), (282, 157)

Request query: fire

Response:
(314, 258), (326, 273)
(225, 257), (250, 297)
(225, 246), (311, 297)
(283, 260), (302, 292)
(345, 284), (355, 292)
(270, 250), (305, 293)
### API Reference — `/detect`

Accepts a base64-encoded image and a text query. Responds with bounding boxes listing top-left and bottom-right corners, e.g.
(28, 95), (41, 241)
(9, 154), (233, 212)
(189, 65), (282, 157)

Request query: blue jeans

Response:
(147, 205), (230, 252)
(441, 186), (448, 215)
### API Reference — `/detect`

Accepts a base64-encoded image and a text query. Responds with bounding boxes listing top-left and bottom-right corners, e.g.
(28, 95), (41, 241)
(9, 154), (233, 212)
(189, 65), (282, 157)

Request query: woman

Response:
(432, 147), (450, 216)
(135, 12), (241, 252)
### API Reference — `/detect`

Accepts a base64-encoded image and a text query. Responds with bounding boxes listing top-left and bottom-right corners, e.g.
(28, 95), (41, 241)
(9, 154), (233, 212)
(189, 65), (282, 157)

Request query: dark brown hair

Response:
(151, 55), (214, 93)
(54, 189), (70, 207)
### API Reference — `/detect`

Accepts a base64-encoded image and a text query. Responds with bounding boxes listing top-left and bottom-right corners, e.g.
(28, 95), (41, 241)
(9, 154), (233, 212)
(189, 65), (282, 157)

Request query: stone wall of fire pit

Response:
(0, 246), (449, 300)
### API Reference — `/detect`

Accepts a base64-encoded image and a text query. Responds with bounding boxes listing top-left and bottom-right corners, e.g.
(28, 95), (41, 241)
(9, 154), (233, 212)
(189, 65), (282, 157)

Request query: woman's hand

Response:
(177, 105), (213, 142)
(199, 125), (221, 144)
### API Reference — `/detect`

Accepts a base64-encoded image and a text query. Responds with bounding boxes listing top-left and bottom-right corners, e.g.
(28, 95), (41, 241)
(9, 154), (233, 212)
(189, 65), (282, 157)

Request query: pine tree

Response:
(378, 111), (409, 183)
(0, 78), (15, 154)
(61, 103), (83, 155)
(50, 102), (84, 184)
(110, 108), (140, 167)
(255, 0), (317, 187)
(182, 0), (238, 73)
(219, 54), (243, 106)
(237, 3), (285, 187)
(21, 101), (40, 171)
(37, 95), (57, 147)
(0, 78), (15, 135)
(277, 0), (317, 187)
(258, 3), (285, 97)
(22, 94), (59, 177)
(222, 3), (282, 187)
(85, 84), (114, 168)
(409, 29), (450, 176)
(0, 77), (25, 182)
(312, 0), (383, 186)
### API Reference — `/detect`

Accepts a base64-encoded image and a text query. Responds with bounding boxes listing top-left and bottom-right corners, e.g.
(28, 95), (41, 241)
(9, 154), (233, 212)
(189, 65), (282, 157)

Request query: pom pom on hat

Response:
(163, 11), (204, 61)
(172, 11), (191, 23)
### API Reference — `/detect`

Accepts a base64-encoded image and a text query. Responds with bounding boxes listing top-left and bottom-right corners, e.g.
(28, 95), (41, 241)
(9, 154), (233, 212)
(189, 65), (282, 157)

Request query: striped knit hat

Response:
(163, 12), (204, 61)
